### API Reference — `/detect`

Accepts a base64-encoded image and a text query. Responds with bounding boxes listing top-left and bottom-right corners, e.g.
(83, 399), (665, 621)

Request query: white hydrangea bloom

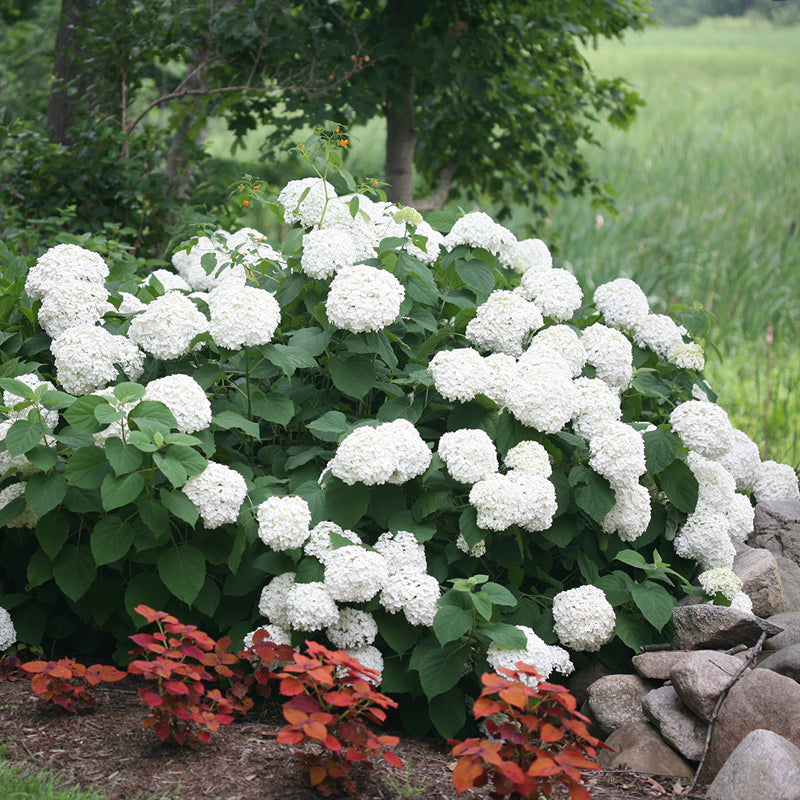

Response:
(509, 238), (552, 274)
(581, 323), (633, 391)
(602, 482), (652, 542)
(171, 234), (233, 291)
(300, 228), (358, 279)
(258, 572), (296, 627)
(593, 278), (650, 331)
(571, 377), (622, 440)
(324, 546), (389, 602)
(278, 177), (337, 226)
(380, 570), (440, 626)
(504, 356), (577, 433)
(465, 290), (543, 357)
(257, 495), (311, 551)
(518, 268), (583, 322)
(118, 292), (148, 313)
(729, 591), (754, 614)
(304, 521), (361, 564)
(674, 511), (736, 570)
(687, 451), (737, 514)
(3, 373), (59, 430)
(752, 460), (800, 503)
(207, 282), (280, 350)
(482, 353), (517, 408)
(317, 197), (383, 261)
(381, 418), (432, 484)
(345, 645), (384, 682)
(403, 220), (444, 265)
(670, 400), (735, 459)
(428, 348), (490, 403)
(713, 429), (762, 492)
(127, 292), (209, 360)
(522, 325), (586, 377)
(632, 314), (686, 360)
(726, 492), (755, 543)
(443, 211), (517, 264)
(91, 388), (138, 447)
(226, 227), (285, 269)
(37, 278), (113, 338)
(698, 567), (743, 601)
(143, 374), (211, 434)
(456, 534), (487, 557)
(0, 482), (38, 528)
(374, 530), (428, 575)
(327, 425), (395, 486)
(51, 325), (144, 395)
(486, 625), (570, 686)
(326, 608), (378, 649)
(0, 420), (38, 478)
(25, 244), (108, 301)
(285, 581), (339, 631)
(0, 606), (17, 652)
(325, 264), (405, 333)
(589, 421), (646, 486)
(141, 269), (192, 293)
(438, 429), (499, 484)
(504, 440), (552, 477)
(469, 471), (556, 533)
(669, 343), (705, 371)
(182, 461), (247, 528)
(552, 585), (616, 652)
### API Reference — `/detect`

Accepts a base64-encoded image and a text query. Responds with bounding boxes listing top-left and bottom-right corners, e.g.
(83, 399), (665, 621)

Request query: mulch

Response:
(0, 676), (709, 800)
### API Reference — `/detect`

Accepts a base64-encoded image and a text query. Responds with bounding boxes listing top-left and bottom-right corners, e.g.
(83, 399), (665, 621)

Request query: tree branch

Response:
(411, 159), (459, 212)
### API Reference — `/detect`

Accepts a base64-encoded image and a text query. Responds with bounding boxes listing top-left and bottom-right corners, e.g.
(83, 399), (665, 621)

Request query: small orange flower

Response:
(254, 184), (261, 190)
(340, 139), (349, 147)
(243, 199), (250, 207)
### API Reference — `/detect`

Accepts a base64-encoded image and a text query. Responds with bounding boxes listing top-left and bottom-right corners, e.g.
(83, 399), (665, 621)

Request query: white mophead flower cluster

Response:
(465, 290), (543, 357)
(698, 568), (743, 602)
(518, 267), (583, 322)
(589, 421), (646, 487)
(504, 440), (552, 477)
(632, 313), (686, 361)
(278, 177), (337, 226)
(182, 462), (247, 529)
(438, 429), (499, 484)
(127, 292), (209, 360)
(286, 581), (339, 631)
(325, 264), (405, 334)
(670, 400), (734, 459)
(444, 211), (517, 264)
(327, 419), (431, 486)
(509, 238), (552, 274)
(257, 495), (312, 551)
(207, 282), (281, 350)
(593, 278), (650, 331)
(469, 471), (557, 533)
(143, 375), (212, 434)
(486, 625), (573, 687)
(751, 460), (800, 503)
(428, 348), (490, 403)
(0, 606), (16, 652)
(504, 356), (577, 433)
(25, 244), (109, 301)
(581, 323), (633, 391)
(326, 608), (378, 650)
(324, 545), (389, 602)
(552, 585), (616, 652)
(300, 228), (357, 279)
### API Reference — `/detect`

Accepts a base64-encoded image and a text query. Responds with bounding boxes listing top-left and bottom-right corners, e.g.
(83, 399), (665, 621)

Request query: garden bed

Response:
(0, 678), (705, 800)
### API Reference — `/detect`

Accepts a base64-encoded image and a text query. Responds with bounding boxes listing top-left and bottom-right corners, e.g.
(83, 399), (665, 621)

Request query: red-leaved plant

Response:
(449, 663), (608, 800)
(273, 640), (402, 796)
(21, 657), (126, 712)
(127, 604), (253, 747)
(239, 626), (296, 698)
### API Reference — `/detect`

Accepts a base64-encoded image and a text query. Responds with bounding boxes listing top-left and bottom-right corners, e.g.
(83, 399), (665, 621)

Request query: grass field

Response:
(205, 21), (800, 467)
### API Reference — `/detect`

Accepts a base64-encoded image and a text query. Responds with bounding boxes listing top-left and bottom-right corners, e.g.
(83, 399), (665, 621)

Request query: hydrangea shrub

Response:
(1, 130), (798, 737)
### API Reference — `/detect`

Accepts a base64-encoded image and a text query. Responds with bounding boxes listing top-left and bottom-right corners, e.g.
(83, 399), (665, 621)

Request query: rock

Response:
(568, 659), (615, 706)
(751, 500), (800, 566)
(700, 667), (800, 782)
(763, 611), (800, 651)
(671, 604), (782, 650)
(759, 643), (800, 682)
(632, 650), (693, 681)
(775, 555), (800, 611)
(733, 546), (783, 616)
(586, 674), (651, 735)
(642, 685), (708, 762)
(670, 650), (749, 722)
(706, 729), (800, 800)
(596, 722), (694, 778)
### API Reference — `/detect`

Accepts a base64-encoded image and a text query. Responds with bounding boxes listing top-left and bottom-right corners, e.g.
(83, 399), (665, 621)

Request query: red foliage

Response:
(127, 604), (253, 748)
(21, 657), (126, 713)
(273, 640), (402, 796)
(449, 662), (609, 800)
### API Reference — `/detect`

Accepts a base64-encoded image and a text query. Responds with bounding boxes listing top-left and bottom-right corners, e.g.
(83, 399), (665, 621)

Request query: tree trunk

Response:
(45, 0), (95, 143)
(384, 86), (417, 206)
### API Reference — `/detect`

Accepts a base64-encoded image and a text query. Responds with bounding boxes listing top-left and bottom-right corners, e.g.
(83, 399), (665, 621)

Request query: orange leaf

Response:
(383, 751), (403, 768)
(526, 756), (560, 777)
(452, 758), (486, 791)
(309, 765), (327, 786)
(540, 722), (563, 743)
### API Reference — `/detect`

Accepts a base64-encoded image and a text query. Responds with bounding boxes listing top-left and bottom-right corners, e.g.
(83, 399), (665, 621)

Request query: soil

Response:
(0, 674), (709, 800)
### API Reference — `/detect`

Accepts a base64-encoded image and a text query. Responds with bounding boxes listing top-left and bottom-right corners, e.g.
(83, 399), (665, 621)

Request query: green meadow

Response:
(203, 21), (800, 467)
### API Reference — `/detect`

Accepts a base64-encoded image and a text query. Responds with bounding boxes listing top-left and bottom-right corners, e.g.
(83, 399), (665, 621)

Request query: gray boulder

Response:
(706, 729), (800, 800)
(670, 650), (749, 722)
(596, 721), (694, 777)
(763, 610), (800, 650)
(642, 685), (707, 762)
(733, 545), (783, 617)
(671, 604), (782, 650)
(750, 501), (800, 611)
(700, 667), (800, 782)
(758, 643), (800, 682)
(586, 674), (650, 736)
(631, 650), (693, 681)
